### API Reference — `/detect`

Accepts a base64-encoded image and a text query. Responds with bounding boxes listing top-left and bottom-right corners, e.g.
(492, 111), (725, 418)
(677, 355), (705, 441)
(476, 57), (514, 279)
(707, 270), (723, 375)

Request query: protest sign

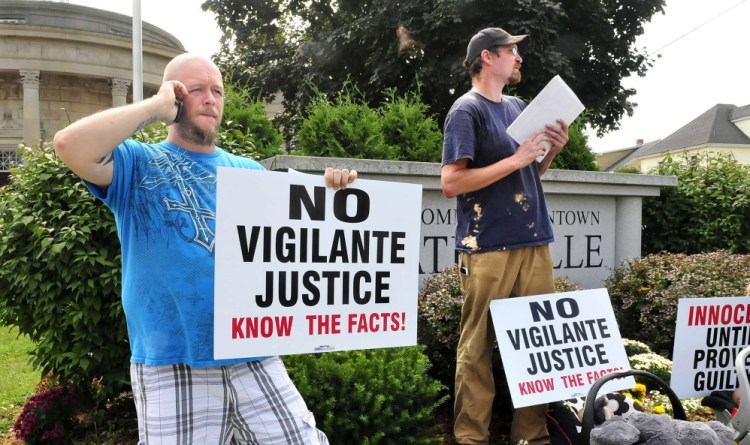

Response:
(671, 296), (750, 398)
(213, 167), (422, 359)
(490, 288), (633, 407)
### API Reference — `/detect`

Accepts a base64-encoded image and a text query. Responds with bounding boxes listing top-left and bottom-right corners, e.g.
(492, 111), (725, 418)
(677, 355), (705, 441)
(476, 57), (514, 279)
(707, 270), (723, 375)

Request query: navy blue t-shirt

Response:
(442, 91), (554, 252)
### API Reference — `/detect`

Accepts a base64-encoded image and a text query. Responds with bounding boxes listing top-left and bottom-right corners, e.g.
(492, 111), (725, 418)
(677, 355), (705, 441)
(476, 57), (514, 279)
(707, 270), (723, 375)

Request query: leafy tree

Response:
(642, 152), (750, 254)
(203, 0), (664, 139)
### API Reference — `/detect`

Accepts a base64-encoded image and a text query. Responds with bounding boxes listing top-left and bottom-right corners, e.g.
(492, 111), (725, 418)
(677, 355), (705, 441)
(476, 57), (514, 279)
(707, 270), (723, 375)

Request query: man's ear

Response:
(479, 49), (494, 64)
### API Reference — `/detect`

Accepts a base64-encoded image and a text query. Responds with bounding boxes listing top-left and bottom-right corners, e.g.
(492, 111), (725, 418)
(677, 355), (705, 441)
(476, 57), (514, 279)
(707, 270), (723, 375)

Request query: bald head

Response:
(163, 53), (221, 83)
(162, 53), (225, 150)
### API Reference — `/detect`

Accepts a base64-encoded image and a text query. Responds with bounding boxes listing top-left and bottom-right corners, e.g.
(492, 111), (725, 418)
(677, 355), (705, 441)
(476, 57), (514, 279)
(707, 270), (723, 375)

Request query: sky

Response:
(62, 0), (750, 153)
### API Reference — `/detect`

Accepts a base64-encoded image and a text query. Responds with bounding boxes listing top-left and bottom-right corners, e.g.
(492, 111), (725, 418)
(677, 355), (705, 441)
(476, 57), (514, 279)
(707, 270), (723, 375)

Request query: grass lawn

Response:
(0, 325), (39, 435)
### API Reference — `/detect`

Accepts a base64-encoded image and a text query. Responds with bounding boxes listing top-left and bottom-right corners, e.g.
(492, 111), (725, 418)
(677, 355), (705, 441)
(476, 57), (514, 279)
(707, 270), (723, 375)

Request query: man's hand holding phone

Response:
(173, 99), (184, 123)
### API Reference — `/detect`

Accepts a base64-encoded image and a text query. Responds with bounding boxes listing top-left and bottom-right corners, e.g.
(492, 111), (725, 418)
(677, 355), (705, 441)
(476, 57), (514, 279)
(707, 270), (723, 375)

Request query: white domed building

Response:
(0, 0), (184, 185)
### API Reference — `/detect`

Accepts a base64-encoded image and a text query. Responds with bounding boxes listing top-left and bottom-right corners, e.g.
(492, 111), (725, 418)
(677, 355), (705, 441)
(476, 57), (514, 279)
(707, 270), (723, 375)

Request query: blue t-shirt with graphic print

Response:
(86, 140), (265, 367)
(442, 91), (554, 252)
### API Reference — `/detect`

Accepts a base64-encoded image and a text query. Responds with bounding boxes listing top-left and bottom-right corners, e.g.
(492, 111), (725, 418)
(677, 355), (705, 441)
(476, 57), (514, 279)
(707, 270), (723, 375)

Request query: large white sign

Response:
(671, 296), (750, 398)
(490, 288), (633, 407)
(214, 167), (422, 358)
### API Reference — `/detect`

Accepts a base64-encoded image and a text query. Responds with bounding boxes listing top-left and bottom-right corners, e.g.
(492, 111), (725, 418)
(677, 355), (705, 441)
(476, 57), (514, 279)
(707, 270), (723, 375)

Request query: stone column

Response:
(615, 196), (643, 268)
(111, 78), (131, 107)
(19, 70), (41, 146)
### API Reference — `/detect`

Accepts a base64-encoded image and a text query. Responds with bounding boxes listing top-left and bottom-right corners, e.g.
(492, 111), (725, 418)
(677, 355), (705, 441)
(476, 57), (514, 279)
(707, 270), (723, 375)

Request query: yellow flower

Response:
(653, 405), (666, 414)
(630, 383), (647, 399)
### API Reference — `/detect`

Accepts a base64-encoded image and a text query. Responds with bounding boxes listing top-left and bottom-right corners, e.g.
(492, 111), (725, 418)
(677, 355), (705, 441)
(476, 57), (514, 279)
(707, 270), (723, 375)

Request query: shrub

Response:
(379, 89), (442, 162)
(417, 265), (463, 388)
(297, 84), (393, 159)
(622, 338), (652, 356)
(222, 84), (285, 159)
(606, 251), (750, 357)
(0, 144), (129, 398)
(613, 166), (641, 174)
(643, 152), (750, 254)
(13, 385), (80, 445)
(628, 352), (672, 384)
(284, 346), (447, 444)
(554, 276), (584, 292)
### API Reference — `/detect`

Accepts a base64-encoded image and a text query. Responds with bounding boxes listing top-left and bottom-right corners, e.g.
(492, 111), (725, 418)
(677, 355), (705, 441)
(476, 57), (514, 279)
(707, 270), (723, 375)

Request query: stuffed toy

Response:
(589, 411), (736, 445)
(548, 393), (643, 445)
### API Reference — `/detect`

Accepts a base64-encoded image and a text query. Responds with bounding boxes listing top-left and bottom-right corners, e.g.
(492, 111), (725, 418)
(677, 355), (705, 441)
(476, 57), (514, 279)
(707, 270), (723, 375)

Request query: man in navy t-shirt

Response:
(441, 28), (570, 445)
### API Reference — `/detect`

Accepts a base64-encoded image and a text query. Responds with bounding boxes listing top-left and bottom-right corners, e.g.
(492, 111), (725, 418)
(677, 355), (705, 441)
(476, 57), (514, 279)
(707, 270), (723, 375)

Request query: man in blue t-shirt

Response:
(441, 28), (570, 445)
(53, 53), (356, 445)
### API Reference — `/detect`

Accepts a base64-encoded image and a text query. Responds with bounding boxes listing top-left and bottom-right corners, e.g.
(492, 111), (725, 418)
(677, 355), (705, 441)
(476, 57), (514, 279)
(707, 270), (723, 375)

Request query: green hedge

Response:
(606, 250), (750, 357)
(296, 85), (442, 162)
(0, 144), (129, 397)
(643, 152), (750, 254)
(285, 347), (447, 444)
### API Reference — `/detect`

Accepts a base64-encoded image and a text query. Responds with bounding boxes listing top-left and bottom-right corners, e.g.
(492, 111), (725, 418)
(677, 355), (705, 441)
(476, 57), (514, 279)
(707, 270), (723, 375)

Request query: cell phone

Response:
(173, 99), (184, 123)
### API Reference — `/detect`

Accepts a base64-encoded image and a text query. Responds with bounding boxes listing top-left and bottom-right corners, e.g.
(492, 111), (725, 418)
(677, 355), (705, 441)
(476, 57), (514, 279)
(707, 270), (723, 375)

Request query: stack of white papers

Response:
(506, 75), (585, 162)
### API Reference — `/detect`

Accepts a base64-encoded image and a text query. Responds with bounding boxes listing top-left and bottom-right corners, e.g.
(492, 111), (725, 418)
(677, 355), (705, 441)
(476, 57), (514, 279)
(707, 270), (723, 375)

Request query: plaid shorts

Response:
(130, 357), (329, 445)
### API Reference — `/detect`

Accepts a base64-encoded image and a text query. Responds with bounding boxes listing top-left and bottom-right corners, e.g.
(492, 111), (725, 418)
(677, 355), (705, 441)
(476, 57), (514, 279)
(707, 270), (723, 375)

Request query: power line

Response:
(648, 0), (747, 56)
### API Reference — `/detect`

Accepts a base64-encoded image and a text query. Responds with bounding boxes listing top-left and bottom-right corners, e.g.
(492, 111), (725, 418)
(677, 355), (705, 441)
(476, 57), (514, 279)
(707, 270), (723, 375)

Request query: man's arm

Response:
(441, 128), (547, 198)
(53, 81), (184, 187)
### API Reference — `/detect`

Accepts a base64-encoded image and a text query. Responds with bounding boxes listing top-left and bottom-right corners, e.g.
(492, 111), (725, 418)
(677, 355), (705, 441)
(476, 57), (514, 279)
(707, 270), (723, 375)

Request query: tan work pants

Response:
(454, 246), (554, 445)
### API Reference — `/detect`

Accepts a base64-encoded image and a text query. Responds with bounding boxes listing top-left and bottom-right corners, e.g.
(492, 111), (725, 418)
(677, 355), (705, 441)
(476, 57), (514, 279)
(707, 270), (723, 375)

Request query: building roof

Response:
(732, 104), (750, 121)
(605, 139), (661, 172)
(0, 0), (184, 50)
(635, 104), (750, 158)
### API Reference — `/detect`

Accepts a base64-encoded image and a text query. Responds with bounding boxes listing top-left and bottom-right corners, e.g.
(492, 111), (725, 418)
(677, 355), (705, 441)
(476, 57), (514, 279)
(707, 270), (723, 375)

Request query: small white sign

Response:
(490, 288), (633, 407)
(671, 296), (750, 398)
(213, 167), (422, 358)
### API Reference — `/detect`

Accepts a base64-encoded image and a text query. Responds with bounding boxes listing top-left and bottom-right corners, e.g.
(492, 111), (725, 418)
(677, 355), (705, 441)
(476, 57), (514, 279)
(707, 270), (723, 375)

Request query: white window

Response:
(0, 150), (22, 172)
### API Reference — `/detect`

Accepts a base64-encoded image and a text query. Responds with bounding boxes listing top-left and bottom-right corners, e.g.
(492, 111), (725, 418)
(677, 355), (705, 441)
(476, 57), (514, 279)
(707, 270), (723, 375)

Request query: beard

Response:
(509, 66), (522, 85)
(175, 114), (221, 146)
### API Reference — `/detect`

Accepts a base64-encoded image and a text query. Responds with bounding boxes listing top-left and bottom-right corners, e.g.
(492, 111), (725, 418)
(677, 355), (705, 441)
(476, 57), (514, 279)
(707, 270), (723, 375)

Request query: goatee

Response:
(509, 69), (522, 85)
(176, 120), (219, 146)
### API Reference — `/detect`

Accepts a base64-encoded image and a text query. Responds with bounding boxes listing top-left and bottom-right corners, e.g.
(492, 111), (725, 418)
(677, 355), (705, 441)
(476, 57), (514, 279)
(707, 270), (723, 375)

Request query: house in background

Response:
(596, 138), (659, 172)
(598, 103), (750, 172)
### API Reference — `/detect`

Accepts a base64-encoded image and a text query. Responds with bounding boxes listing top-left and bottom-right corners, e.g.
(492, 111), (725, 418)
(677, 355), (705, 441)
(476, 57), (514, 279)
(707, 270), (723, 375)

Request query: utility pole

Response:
(132, 0), (143, 102)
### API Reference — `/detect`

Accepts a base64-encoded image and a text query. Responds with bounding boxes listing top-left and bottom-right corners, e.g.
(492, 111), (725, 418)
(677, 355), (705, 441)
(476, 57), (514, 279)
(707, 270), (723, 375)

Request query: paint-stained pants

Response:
(453, 246), (554, 445)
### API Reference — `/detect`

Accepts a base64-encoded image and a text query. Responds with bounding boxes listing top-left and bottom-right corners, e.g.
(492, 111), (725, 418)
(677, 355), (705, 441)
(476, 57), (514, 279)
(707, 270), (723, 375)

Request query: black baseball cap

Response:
(465, 27), (527, 65)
